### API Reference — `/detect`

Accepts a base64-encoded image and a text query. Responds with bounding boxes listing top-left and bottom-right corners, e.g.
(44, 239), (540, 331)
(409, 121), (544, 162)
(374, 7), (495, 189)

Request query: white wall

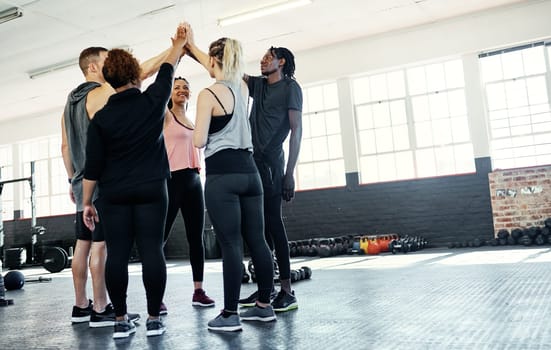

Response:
(1, 0), (550, 148)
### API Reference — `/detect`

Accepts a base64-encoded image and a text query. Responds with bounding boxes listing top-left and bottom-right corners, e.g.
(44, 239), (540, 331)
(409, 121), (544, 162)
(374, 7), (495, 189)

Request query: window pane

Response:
(356, 105), (373, 130)
(353, 76), (371, 105)
(299, 139), (313, 162)
(360, 155), (379, 183)
(390, 100), (407, 125)
(416, 122), (433, 147)
(432, 119), (452, 145)
(372, 102), (391, 128)
(302, 114), (311, 139)
(393, 125), (410, 150)
(454, 144), (476, 173)
(327, 135), (343, 159)
(450, 117), (470, 143)
(359, 130), (377, 155)
(377, 153), (397, 181)
(329, 159), (346, 187)
(387, 71), (405, 99)
(311, 137), (328, 161)
(523, 46), (546, 75)
(310, 113), (326, 137)
(306, 86), (324, 112)
(435, 146), (455, 175)
(407, 66), (427, 95)
(297, 163), (314, 189)
(370, 74), (388, 101)
(426, 63), (446, 92)
(448, 90), (467, 117)
(395, 151), (415, 179)
(505, 79), (528, 108)
(325, 110), (341, 134)
(486, 83), (507, 110)
(412, 96), (430, 122)
(526, 76), (548, 105)
(323, 83), (339, 109)
(416, 149), (436, 177)
(429, 92), (449, 120)
(375, 127), (393, 153)
(444, 60), (465, 89)
(502, 50), (524, 79)
(480, 55), (502, 83)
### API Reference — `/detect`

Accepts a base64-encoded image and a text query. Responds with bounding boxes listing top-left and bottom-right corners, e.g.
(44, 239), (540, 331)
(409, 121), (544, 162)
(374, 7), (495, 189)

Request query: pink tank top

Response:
(163, 111), (201, 172)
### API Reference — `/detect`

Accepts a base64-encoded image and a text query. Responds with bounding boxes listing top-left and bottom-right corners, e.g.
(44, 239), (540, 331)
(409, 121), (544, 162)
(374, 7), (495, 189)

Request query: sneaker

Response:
(89, 303), (141, 328)
(159, 302), (168, 316)
(239, 305), (276, 322)
(271, 290), (298, 312)
(71, 299), (93, 323)
(238, 289), (278, 307)
(146, 318), (166, 337)
(207, 312), (242, 332)
(192, 289), (215, 307)
(113, 320), (136, 339)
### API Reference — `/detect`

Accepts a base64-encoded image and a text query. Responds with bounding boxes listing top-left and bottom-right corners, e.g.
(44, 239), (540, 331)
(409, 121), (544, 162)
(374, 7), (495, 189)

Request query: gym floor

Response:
(1, 246), (551, 349)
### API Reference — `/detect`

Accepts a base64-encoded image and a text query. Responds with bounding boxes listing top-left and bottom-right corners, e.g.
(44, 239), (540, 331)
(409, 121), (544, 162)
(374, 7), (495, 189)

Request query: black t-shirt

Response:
(247, 76), (302, 159)
(84, 63), (173, 193)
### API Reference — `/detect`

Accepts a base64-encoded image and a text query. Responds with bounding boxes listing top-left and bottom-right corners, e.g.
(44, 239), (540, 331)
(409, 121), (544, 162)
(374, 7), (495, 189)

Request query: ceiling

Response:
(0, 0), (530, 124)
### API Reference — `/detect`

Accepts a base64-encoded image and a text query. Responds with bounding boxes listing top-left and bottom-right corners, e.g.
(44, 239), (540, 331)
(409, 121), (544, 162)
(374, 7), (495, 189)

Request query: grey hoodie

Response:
(63, 81), (101, 211)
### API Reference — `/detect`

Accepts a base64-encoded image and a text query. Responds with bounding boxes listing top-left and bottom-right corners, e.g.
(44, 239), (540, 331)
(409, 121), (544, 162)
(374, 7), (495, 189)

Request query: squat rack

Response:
(0, 161), (39, 262)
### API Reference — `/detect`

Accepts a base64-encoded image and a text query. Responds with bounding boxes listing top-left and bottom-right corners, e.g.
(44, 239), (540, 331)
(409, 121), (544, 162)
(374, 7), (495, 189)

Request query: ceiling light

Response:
(217, 0), (312, 27)
(0, 7), (23, 25)
(28, 59), (79, 79)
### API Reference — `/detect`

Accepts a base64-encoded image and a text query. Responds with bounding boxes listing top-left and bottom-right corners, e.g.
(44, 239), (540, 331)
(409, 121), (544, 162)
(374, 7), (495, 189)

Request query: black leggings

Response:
(263, 193), (291, 280)
(96, 180), (168, 317)
(164, 168), (205, 282)
(255, 156), (291, 280)
(204, 172), (273, 312)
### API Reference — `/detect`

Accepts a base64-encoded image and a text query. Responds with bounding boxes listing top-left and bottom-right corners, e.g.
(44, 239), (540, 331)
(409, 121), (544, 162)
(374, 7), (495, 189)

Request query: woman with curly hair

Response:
(82, 25), (187, 339)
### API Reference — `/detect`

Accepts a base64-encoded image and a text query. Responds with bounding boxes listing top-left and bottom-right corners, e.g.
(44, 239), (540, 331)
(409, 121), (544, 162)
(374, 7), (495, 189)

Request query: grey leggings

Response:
(204, 172), (274, 312)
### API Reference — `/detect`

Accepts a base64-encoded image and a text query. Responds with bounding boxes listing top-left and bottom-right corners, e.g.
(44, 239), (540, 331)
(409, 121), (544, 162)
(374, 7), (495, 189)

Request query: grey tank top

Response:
(204, 80), (253, 159)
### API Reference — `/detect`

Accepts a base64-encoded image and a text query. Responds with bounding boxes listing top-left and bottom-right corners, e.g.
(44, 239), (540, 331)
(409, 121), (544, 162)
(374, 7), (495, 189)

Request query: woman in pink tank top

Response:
(161, 77), (215, 313)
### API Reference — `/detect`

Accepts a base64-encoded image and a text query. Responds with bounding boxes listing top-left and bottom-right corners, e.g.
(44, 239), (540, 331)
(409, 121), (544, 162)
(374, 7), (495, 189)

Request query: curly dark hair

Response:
(102, 49), (140, 89)
(269, 46), (296, 79)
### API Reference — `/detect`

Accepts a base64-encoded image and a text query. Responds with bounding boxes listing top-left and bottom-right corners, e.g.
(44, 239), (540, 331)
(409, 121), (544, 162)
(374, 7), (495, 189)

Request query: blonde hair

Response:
(209, 37), (244, 83)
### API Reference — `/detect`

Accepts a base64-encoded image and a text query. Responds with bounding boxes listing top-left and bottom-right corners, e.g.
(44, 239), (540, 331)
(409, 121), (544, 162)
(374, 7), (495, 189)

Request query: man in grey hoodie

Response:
(61, 45), (169, 327)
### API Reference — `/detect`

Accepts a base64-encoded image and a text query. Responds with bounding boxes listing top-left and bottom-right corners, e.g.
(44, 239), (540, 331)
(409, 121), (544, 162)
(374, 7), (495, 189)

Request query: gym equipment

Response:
(0, 260), (14, 306)
(241, 263), (250, 284)
(4, 270), (25, 290)
(290, 266), (312, 283)
(42, 246), (72, 273)
(0, 162), (70, 273)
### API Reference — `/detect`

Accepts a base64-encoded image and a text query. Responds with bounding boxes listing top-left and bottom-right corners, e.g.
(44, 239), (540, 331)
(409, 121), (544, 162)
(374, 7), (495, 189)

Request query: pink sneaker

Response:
(192, 289), (215, 307)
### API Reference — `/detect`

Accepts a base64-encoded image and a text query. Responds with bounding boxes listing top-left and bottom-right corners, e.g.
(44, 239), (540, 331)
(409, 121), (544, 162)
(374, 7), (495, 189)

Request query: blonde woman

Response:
(186, 24), (276, 332)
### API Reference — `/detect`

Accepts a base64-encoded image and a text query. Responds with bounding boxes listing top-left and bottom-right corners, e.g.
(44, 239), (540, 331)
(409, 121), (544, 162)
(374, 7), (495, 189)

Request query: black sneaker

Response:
(271, 290), (298, 312)
(113, 320), (136, 339)
(238, 289), (278, 307)
(89, 303), (141, 328)
(146, 318), (166, 337)
(71, 299), (93, 323)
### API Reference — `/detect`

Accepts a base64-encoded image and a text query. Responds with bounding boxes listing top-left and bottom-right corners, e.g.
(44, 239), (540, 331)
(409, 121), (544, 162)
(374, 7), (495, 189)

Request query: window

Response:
(293, 82), (345, 190)
(353, 59), (475, 184)
(0, 145), (14, 220)
(19, 136), (73, 218)
(480, 42), (551, 169)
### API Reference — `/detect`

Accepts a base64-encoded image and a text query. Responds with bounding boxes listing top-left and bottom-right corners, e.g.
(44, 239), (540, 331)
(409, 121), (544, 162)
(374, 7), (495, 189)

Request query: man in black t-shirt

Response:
(239, 46), (303, 312)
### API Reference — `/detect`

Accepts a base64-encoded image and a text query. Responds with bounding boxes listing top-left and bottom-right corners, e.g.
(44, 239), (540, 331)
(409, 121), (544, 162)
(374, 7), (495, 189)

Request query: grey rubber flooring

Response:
(1, 246), (551, 349)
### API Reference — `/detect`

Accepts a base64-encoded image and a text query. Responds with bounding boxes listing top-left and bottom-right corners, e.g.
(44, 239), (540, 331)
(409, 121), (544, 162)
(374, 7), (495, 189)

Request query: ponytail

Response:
(209, 37), (244, 83)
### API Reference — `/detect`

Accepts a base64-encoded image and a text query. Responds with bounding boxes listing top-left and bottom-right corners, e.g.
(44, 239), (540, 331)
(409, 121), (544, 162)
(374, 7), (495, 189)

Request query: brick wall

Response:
(488, 165), (551, 235)
(1, 157), (496, 256)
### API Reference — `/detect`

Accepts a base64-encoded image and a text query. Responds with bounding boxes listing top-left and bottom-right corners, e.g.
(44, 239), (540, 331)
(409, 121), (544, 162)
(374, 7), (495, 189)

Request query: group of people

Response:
(61, 21), (302, 338)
